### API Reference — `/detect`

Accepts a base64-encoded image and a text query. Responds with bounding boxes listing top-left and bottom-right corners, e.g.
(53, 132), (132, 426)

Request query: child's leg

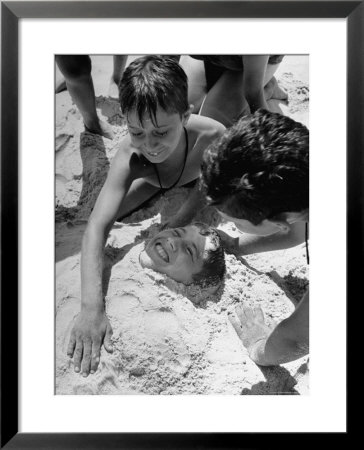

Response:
(200, 69), (249, 127)
(179, 56), (207, 113)
(108, 55), (128, 99)
(116, 179), (161, 221)
(264, 63), (288, 101)
(55, 77), (67, 94)
(55, 59), (67, 93)
(56, 55), (114, 139)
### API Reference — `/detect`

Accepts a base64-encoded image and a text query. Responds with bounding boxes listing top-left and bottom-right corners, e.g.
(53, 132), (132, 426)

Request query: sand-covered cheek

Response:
(203, 236), (217, 253)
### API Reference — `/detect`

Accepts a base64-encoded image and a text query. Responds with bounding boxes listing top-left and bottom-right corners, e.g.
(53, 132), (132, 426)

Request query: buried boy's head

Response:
(119, 55), (192, 163)
(139, 223), (226, 287)
(201, 110), (309, 235)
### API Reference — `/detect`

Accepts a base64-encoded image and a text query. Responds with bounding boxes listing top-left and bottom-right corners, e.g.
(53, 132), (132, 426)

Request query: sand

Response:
(55, 55), (309, 395)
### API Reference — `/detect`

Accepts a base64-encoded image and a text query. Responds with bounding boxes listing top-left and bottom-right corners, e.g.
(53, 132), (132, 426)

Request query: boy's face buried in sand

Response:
(139, 225), (214, 284)
(126, 106), (192, 164)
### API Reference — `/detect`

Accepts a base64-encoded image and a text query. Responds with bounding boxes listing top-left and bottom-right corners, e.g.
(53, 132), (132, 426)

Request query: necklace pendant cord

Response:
(154, 127), (189, 191)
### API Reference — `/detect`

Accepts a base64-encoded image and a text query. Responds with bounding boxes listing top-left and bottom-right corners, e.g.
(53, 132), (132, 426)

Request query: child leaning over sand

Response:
(67, 55), (225, 377)
(201, 109), (309, 366)
(187, 55), (287, 126)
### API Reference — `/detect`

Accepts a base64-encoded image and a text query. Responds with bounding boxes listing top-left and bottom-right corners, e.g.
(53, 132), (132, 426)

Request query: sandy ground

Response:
(55, 55), (309, 395)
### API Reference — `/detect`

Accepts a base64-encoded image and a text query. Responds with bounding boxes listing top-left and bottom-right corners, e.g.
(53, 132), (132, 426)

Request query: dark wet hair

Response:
(119, 55), (189, 127)
(201, 110), (309, 225)
(191, 223), (226, 287)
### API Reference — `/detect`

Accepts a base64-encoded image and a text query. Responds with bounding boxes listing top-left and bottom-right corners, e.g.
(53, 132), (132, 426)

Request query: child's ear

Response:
(182, 104), (194, 125)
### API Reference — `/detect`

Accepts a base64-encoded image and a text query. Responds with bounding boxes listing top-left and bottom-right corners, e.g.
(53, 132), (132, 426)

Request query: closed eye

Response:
(174, 228), (186, 237)
(130, 131), (143, 137)
(186, 247), (194, 261)
(154, 131), (168, 137)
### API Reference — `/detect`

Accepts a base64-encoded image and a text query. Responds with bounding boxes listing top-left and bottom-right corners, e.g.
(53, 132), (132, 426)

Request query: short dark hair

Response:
(119, 55), (189, 126)
(191, 223), (226, 287)
(201, 110), (309, 225)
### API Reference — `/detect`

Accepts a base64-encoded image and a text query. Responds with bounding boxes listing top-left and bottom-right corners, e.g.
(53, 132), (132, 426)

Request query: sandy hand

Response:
(67, 309), (113, 377)
(228, 304), (272, 352)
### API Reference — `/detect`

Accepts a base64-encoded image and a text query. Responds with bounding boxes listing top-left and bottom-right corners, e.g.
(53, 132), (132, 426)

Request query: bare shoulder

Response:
(111, 134), (134, 166)
(110, 134), (151, 178)
(188, 114), (225, 139)
(187, 114), (225, 153)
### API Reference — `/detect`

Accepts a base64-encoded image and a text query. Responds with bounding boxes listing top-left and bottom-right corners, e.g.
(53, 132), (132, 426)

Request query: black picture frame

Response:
(1, 1), (359, 448)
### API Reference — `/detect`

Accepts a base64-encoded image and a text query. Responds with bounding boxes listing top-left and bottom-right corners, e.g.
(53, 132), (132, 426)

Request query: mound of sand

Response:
(55, 55), (309, 395)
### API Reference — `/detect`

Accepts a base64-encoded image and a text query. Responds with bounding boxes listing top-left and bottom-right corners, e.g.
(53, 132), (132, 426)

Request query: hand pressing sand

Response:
(67, 308), (114, 376)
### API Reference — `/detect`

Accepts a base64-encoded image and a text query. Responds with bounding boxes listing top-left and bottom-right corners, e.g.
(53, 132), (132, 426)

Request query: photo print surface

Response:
(55, 55), (309, 395)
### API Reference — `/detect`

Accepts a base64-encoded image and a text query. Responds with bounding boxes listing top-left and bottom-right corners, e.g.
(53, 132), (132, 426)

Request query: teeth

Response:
(147, 149), (163, 157)
(155, 243), (169, 262)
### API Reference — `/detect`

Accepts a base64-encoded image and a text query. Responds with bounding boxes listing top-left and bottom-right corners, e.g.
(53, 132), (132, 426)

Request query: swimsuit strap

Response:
(154, 127), (189, 191)
(305, 222), (309, 265)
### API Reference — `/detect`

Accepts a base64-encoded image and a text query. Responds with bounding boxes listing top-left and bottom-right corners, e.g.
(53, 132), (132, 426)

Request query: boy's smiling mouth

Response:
(155, 242), (169, 262)
(146, 148), (165, 158)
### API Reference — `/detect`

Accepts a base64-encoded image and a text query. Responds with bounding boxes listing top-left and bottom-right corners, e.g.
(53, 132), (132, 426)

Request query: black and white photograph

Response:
(55, 54), (310, 395)
(2, 0), (356, 442)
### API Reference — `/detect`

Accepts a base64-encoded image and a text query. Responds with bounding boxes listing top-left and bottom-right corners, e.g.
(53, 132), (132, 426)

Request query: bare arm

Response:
(219, 221), (306, 256)
(230, 290), (309, 366)
(164, 181), (207, 228)
(242, 55), (270, 112)
(67, 145), (136, 376)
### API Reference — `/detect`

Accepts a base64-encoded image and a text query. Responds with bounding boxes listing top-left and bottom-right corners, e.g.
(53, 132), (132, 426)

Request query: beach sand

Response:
(55, 55), (309, 395)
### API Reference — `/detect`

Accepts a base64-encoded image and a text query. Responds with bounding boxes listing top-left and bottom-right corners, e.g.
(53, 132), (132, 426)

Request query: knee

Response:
(56, 55), (92, 80)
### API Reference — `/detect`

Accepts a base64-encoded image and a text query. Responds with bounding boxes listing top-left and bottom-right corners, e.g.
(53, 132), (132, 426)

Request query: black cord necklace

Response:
(153, 127), (189, 190)
(305, 222), (309, 265)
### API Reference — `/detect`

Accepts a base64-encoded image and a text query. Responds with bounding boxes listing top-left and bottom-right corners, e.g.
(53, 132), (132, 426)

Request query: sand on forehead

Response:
(55, 55), (309, 395)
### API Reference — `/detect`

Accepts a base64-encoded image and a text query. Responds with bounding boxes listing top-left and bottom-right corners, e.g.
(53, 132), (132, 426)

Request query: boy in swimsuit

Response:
(201, 109), (309, 366)
(67, 56), (225, 377)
